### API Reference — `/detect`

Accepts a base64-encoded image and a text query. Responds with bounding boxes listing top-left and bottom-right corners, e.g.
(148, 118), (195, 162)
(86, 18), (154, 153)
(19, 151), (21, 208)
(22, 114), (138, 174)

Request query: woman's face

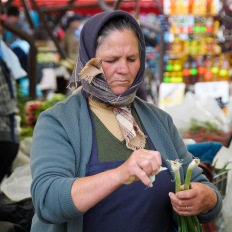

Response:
(95, 29), (140, 95)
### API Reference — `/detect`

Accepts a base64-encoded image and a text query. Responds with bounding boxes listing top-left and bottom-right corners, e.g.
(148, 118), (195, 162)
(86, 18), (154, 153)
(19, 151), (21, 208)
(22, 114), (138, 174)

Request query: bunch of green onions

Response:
(168, 158), (203, 232)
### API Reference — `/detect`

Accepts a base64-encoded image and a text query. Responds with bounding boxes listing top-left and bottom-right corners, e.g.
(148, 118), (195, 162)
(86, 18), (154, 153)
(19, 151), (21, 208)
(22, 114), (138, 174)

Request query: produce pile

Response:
(20, 94), (66, 139)
(182, 119), (231, 147)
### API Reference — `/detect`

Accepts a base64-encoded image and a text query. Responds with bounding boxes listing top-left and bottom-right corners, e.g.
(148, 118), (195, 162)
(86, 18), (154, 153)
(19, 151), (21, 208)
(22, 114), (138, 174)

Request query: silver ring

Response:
(185, 206), (188, 211)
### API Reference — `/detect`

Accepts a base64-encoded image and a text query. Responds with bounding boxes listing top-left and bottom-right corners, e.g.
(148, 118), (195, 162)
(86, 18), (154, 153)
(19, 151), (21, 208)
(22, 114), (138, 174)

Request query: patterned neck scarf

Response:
(68, 10), (146, 150)
(113, 106), (146, 150)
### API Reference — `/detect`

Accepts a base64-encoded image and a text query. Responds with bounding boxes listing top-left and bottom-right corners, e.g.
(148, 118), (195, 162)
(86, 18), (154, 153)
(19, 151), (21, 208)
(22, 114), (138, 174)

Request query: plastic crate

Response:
(213, 171), (228, 198)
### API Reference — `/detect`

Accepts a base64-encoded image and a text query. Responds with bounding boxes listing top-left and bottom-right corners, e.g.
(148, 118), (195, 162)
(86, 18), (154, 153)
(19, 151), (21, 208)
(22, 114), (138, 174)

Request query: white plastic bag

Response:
(12, 137), (32, 171)
(165, 92), (230, 133)
(0, 38), (27, 79)
(0, 164), (32, 202)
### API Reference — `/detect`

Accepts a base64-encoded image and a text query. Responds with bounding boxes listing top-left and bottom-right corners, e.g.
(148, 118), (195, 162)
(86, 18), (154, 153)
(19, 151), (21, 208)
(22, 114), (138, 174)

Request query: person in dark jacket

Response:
(0, 21), (20, 182)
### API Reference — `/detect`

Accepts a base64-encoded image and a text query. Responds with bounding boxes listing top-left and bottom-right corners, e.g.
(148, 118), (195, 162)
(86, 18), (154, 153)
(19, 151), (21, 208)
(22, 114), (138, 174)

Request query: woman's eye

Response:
(128, 58), (136, 62)
(105, 60), (115, 64)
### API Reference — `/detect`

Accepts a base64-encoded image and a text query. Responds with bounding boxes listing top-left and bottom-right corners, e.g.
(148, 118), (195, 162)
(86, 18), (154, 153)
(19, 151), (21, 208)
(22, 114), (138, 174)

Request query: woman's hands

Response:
(169, 182), (217, 216)
(72, 149), (162, 212)
(114, 149), (162, 187)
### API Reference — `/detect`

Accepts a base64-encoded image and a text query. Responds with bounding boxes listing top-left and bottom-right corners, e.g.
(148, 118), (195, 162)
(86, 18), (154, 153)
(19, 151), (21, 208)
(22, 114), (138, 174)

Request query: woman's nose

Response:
(117, 60), (129, 74)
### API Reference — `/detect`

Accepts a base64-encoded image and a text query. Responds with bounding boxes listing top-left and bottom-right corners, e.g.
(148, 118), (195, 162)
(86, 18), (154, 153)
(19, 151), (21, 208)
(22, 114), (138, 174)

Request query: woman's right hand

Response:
(114, 149), (162, 187)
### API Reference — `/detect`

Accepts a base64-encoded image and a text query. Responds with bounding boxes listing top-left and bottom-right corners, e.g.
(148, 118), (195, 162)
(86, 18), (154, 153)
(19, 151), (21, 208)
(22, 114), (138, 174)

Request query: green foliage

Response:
(17, 85), (29, 128)
(20, 127), (34, 141)
(189, 119), (223, 134)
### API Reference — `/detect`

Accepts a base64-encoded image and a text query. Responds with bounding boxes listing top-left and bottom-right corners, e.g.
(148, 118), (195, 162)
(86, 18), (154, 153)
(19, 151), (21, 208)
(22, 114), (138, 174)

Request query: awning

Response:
(3, 0), (163, 15)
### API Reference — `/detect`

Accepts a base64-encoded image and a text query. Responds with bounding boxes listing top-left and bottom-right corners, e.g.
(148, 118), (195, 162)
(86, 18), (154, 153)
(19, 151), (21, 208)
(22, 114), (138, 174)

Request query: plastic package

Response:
(1, 164), (32, 202)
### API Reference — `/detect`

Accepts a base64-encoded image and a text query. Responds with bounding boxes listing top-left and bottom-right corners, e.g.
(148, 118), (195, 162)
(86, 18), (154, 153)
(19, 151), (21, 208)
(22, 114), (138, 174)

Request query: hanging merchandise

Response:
(162, 0), (230, 86)
(164, 0), (221, 15)
(197, 56), (206, 82)
(218, 54), (230, 82)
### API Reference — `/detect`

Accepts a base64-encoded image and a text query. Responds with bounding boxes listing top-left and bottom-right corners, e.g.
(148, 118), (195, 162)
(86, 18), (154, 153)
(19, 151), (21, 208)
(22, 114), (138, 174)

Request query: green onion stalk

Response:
(168, 159), (203, 232)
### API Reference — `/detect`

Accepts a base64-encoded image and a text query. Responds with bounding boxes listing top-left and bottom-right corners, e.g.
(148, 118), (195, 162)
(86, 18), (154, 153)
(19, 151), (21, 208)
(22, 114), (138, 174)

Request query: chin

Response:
(112, 89), (128, 95)
(111, 85), (131, 95)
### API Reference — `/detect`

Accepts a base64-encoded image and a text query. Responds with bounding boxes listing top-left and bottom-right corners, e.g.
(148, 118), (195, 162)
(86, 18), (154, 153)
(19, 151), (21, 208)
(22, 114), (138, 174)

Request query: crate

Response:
(213, 171), (228, 198)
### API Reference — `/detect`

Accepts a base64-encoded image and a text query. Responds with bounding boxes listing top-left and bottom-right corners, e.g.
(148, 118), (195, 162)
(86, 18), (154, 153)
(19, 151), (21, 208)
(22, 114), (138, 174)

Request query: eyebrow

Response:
(104, 53), (139, 59)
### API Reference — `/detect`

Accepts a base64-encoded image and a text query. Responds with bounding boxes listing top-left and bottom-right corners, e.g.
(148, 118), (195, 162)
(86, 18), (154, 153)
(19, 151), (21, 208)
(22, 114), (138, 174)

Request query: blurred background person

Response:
(3, 5), (31, 73)
(61, 14), (83, 61)
(3, 5), (31, 46)
(0, 21), (20, 183)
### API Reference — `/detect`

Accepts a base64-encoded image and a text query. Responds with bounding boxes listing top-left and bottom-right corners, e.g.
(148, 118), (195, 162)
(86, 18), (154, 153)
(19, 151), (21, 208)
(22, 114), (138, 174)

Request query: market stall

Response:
(0, 1), (232, 230)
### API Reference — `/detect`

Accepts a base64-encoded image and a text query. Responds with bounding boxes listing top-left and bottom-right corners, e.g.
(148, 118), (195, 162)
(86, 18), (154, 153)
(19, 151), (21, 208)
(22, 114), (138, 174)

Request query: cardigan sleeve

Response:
(30, 109), (81, 223)
(30, 93), (92, 224)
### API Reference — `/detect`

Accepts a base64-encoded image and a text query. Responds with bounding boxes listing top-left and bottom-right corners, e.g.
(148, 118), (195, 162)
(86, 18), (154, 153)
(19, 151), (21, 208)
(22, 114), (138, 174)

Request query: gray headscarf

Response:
(68, 10), (146, 107)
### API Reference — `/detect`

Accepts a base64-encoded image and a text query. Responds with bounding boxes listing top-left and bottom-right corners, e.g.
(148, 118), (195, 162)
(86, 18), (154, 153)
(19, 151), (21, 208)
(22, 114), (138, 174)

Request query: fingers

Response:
(169, 192), (196, 216)
(169, 182), (216, 215)
(132, 165), (152, 187)
(135, 149), (162, 186)
(172, 204), (194, 216)
(138, 149), (162, 170)
(169, 192), (193, 215)
(117, 149), (162, 187)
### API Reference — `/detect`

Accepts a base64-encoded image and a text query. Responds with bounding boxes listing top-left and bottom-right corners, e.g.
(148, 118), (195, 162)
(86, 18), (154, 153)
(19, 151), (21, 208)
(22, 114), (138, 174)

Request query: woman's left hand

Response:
(169, 182), (217, 216)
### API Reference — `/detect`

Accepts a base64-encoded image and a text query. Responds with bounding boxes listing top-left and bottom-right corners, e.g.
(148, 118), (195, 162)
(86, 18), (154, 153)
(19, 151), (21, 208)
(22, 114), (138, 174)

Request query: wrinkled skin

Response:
(95, 29), (140, 95)
(169, 182), (217, 216)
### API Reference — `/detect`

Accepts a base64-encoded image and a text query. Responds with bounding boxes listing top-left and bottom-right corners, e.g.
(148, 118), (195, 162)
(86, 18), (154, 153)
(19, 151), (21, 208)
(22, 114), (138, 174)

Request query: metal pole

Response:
(53, 0), (76, 27)
(21, 0), (35, 29)
(98, 0), (123, 11)
(30, 0), (66, 59)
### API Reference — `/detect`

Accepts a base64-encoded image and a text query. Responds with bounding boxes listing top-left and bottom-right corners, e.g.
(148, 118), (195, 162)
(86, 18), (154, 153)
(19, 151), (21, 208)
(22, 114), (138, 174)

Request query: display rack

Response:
(162, 0), (231, 86)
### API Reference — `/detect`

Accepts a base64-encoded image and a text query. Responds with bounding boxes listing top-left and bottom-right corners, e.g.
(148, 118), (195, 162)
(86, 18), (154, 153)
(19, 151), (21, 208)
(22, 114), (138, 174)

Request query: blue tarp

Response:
(187, 142), (223, 164)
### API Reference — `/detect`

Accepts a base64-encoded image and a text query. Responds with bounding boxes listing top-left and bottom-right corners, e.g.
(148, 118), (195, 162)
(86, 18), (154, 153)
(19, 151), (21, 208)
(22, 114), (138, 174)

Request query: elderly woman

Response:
(30, 10), (222, 232)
